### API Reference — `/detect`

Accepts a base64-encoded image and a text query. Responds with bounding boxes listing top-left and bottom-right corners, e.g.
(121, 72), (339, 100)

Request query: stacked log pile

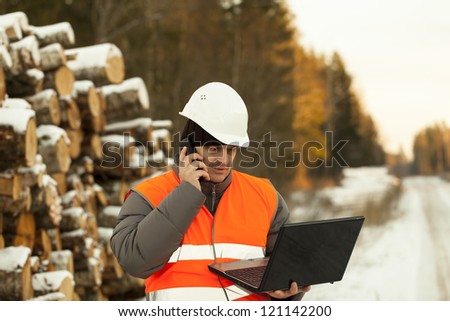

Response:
(0, 11), (174, 301)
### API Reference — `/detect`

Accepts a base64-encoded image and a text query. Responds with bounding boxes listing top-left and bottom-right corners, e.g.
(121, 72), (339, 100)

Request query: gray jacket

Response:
(110, 168), (302, 300)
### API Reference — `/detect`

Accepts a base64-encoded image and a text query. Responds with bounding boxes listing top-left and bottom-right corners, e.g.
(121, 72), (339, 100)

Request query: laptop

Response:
(208, 216), (364, 293)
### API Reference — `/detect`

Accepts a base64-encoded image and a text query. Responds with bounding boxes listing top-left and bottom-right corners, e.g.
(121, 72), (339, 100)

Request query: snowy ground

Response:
(294, 171), (450, 301)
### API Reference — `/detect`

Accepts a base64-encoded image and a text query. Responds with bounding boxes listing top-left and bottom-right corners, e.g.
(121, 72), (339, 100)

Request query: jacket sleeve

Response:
(110, 181), (206, 279)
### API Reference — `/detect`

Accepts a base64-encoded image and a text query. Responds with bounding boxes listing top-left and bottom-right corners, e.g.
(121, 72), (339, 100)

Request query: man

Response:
(110, 82), (311, 300)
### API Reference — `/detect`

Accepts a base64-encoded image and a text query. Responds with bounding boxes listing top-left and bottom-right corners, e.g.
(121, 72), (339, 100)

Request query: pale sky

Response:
(286, 0), (450, 159)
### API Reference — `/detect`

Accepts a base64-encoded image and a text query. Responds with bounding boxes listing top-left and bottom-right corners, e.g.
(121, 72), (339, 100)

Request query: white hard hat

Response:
(179, 82), (250, 147)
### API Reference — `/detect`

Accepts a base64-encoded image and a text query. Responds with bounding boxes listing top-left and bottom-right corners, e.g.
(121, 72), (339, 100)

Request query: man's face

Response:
(196, 145), (237, 183)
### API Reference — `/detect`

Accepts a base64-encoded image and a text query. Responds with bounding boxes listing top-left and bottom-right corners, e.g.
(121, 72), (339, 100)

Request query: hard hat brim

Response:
(179, 111), (250, 147)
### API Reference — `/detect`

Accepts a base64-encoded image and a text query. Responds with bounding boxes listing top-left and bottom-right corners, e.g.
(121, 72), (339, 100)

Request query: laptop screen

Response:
(260, 216), (365, 290)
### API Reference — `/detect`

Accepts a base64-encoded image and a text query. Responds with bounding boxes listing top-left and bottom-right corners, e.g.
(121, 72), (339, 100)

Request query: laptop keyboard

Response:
(225, 265), (266, 288)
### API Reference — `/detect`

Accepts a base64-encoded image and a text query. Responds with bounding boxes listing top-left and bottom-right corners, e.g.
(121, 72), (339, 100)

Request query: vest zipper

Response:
(211, 183), (217, 259)
(211, 184), (216, 214)
(210, 184), (230, 300)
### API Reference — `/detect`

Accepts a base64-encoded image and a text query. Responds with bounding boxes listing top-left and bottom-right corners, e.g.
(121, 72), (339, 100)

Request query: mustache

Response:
(205, 160), (231, 168)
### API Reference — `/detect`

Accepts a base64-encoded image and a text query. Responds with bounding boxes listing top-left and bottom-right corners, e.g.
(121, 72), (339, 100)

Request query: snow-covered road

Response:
(303, 176), (450, 301)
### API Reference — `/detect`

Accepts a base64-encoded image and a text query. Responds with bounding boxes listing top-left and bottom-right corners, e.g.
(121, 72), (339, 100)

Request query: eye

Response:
(208, 146), (219, 154)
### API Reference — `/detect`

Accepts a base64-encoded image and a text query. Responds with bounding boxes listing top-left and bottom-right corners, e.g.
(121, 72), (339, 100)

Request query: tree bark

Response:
(6, 68), (44, 97)
(60, 207), (87, 232)
(101, 273), (144, 300)
(17, 155), (46, 188)
(32, 271), (74, 301)
(37, 125), (71, 174)
(72, 80), (103, 133)
(0, 187), (31, 215)
(0, 108), (37, 170)
(29, 22), (75, 48)
(60, 229), (88, 257)
(39, 43), (66, 71)
(8, 35), (40, 76)
(59, 96), (81, 130)
(97, 227), (123, 281)
(81, 134), (102, 160)
(31, 177), (62, 230)
(105, 117), (153, 146)
(85, 211), (99, 242)
(47, 228), (62, 251)
(0, 246), (33, 300)
(66, 43), (125, 86)
(101, 77), (150, 123)
(24, 89), (61, 126)
(50, 250), (74, 275)
(2, 211), (35, 249)
(74, 257), (102, 288)
(97, 206), (121, 228)
(152, 128), (172, 156)
(97, 180), (129, 206)
(66, 174), (86, 201)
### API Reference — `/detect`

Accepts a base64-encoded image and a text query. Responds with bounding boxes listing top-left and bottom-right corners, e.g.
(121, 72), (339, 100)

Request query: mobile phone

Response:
(180, 136), (195, 155)
(179, 135), (205, 181)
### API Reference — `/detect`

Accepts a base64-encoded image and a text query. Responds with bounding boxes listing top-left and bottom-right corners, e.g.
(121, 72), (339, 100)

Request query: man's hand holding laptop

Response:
(267, 282), (312, 299)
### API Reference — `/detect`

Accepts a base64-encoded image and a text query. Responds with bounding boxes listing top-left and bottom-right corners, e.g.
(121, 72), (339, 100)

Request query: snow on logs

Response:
(24, 89), (61, 126)
(31, 270), (74, 301)
(28, 22), (75, 48)
(101, 77), (150, 123)
(8, 35), (40, 76)
(66, 43), (125, 86)
(36, 125), (71, 174)
(0, 18), (76, 98)
(0, 11), (168, 300)
(0, 12), (28, 41)
(104, 117), (152, 146)
(40, 43), (75, 96)
(32, 174), (62, 230)
(0, 108), (37, 169)
(0, 30), (13, 71)
(0, 246), (33, 300)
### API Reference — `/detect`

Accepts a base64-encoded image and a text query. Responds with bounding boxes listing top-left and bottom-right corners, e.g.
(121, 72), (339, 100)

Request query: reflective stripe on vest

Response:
(146, 285), (268, 301)
(168, 243), (265, 263)
(133, 170), (278, 301)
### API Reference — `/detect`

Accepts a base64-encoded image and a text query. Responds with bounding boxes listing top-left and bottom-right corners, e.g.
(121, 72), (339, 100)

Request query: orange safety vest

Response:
(133, 169), (278, 301)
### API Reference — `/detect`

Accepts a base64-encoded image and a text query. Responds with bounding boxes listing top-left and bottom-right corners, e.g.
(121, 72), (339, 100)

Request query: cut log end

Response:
(54, 66), (75, 96)
(105, 56), (125, 84)
(0, 67), (5, 103)
(25, 118), (37, 168)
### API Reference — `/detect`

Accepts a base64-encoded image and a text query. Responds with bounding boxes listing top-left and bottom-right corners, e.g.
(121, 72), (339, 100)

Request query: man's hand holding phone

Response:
(179, 146), (210, 191)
